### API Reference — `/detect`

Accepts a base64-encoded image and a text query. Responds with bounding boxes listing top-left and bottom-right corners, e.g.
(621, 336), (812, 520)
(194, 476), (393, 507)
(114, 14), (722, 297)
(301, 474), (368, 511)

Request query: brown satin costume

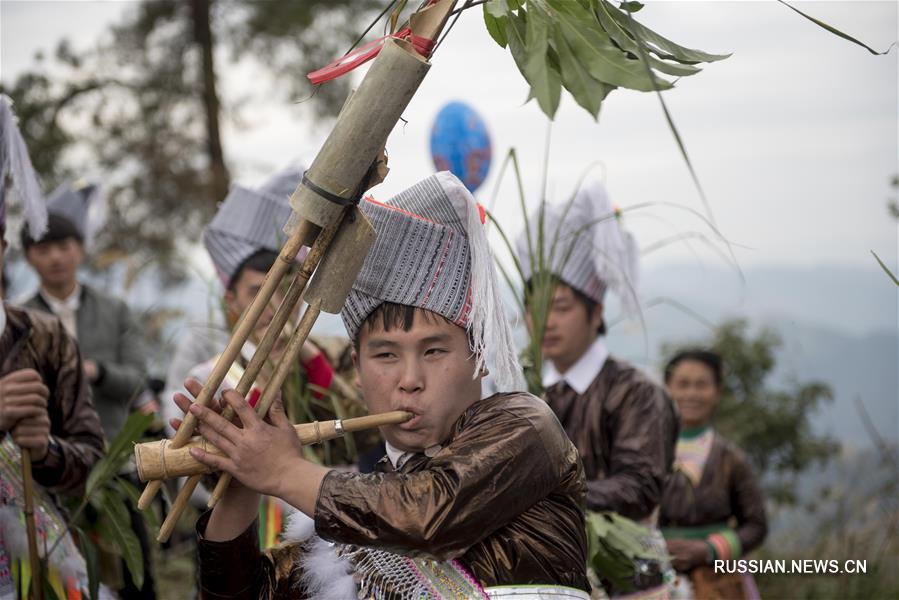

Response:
(660, 430), (767, 599)
(544, 355), (679, 521)
(1, 303), (104, 494)
(196, 392), (590, 598)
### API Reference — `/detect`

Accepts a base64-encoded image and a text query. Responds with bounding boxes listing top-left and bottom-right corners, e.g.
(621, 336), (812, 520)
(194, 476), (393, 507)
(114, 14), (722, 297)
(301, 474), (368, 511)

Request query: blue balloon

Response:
(429, 101), (492, 193)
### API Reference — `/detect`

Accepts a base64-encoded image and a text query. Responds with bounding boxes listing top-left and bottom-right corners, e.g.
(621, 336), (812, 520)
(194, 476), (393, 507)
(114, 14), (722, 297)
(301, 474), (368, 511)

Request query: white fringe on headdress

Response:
(576, 181), (641, 317)
(0, 94), (46, 237)
(440, 172), (525, 392)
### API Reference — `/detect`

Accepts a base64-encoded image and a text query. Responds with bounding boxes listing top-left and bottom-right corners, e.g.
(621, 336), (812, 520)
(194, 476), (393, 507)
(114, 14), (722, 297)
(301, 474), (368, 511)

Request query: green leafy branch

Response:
(48, 412), (155, 599)
(482, 0), (727, 120)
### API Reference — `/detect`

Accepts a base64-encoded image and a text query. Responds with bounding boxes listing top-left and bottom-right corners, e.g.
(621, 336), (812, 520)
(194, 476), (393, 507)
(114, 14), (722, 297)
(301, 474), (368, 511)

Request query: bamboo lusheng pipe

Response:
(148, 271), (306, 539)
(206, 301), (322, 508)
(135, 411), (411, 482)
(204, 10), (453, 509)
(21, 450), (42, 600)
(156, 310), (326, 543)
(155, 222), (343, 542)
(149, 217), (339, 535)
(157, 294), (315, 536)
(138, 220), (317, 510)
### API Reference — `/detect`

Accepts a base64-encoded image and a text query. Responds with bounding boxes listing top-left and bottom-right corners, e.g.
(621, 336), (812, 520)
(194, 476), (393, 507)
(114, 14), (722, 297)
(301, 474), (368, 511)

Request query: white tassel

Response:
(282, 510), (315, 543)
(0, 94), (46, 237)
(581, 181), (641, 316)
(438, 172), (526, 393)
(297, 536), (356, 600)
(622, 230), (641, 316)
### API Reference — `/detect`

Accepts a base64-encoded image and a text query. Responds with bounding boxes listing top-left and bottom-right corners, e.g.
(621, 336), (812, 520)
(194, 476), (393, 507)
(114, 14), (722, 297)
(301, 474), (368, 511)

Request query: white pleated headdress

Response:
(517, 180), (640, 315)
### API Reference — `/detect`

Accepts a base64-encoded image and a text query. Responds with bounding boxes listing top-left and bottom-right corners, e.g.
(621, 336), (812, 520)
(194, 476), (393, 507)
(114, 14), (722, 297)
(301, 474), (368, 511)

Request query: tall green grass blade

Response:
(871, 250), (899, 286)
(778, 0), (896, 56)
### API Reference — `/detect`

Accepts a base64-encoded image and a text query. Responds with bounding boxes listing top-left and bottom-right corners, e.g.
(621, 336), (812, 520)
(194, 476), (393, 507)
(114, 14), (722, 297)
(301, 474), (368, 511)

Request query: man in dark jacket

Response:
(517, 182), (679, 595)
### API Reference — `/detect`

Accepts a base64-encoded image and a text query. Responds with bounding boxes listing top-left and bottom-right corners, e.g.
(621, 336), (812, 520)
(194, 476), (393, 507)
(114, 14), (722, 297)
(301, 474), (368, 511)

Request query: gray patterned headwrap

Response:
(45, 182), (101, 240)
(341, 171), (524, 392)
(203, 167), (302, 286)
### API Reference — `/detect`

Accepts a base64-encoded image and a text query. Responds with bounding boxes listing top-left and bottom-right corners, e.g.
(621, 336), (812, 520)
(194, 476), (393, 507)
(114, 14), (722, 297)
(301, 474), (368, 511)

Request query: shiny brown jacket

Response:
(0, 303), (105, 494)
(544, 356), (679, 521)
(660, 432), (768, 557)
(197, 392), (590, 598)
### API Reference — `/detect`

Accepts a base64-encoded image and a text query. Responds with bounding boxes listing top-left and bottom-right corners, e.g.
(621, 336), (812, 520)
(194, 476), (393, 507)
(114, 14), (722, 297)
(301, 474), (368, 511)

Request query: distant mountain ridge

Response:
(605, 262), (898, 447)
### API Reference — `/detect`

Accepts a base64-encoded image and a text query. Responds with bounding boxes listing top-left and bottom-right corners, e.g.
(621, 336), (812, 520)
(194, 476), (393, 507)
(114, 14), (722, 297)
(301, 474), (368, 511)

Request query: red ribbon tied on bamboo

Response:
(308, 26), (436, 85)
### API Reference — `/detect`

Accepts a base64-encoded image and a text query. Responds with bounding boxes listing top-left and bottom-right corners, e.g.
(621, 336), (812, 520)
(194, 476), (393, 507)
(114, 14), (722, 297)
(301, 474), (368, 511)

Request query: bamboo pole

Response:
(21, 450), (42, 600)
(135, 411), (411, 481)
(138, 220), (316, 510)
(206, 301), (323, 507)
(154, 218), (342, 540)
(155, 300), (324, 542)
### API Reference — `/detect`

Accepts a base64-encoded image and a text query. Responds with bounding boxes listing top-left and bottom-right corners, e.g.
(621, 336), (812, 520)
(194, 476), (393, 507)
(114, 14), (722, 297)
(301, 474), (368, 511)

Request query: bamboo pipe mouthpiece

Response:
(135, 411), (411, 482)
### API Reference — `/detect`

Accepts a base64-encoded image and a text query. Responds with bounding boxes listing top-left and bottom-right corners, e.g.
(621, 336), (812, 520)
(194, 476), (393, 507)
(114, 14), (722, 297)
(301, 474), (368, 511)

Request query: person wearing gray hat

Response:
(20, 181), (155, 599)
(21, 181), (151, 440)
(517, 181), (679, 595)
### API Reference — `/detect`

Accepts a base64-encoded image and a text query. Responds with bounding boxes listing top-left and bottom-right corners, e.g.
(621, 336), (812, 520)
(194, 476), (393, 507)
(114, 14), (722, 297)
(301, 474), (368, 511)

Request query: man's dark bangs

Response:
(354, 303), (459, 350)
(21, 213), (82, 249)
(362, 302), (450, 334)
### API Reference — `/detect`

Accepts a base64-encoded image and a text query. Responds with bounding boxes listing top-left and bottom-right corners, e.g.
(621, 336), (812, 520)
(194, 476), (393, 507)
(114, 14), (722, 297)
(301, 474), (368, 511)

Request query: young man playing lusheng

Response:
(175, 172), (590, 599)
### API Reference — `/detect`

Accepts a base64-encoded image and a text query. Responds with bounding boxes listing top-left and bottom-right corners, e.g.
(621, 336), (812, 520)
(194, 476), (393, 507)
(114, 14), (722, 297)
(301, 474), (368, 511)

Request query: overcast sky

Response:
(2, 1), (897, 274)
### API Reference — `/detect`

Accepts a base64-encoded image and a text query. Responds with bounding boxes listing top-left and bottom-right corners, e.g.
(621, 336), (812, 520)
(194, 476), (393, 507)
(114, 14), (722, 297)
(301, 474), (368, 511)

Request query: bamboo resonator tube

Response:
(135, 411), (411, 482)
